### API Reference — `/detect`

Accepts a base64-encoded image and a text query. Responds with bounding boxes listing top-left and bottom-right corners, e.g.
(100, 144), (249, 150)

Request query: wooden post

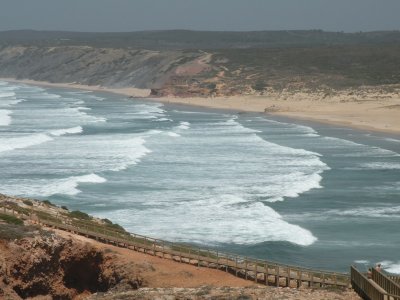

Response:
(255, 262), (258, 282)
(162, 241), (165, 258)
(265, 263), (268, 285)
(276, 266), (280, 287)
(297, 270), (302, 288)
(225, 255), (228, 273)
(245, 258), (248, 280)
(310, 272), (314, 288)
(322, 273), (325, 287)
(197, 248), (200, 267)
(287, 267), (291, 287)
(235, 256), (238, 276)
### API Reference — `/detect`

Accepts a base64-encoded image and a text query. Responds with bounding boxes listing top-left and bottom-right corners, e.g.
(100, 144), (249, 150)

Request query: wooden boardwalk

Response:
(1, 207), (350, 289)
(351, 266), (400, 300)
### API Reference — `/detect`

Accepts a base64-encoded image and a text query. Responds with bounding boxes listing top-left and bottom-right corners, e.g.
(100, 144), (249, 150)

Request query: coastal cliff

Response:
(1, 30), (400, 98)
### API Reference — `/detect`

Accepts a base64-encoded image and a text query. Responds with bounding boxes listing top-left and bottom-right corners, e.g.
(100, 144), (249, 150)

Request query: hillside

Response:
(1, 30), (400, 97)
(1, 30), (400, 49)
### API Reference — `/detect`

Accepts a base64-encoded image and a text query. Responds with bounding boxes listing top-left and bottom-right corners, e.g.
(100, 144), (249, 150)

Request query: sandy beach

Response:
(2, 78), (400, 134)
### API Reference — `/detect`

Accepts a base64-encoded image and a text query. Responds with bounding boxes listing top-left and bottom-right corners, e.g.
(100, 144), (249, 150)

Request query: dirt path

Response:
(55, 229), (258, 288)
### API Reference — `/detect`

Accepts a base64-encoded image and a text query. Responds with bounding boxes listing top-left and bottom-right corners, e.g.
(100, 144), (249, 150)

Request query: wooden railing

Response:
(373, 269), (400, 298)
(388, 275), (400, 285)
(351, 266), (400, 300)
(1, 206), (350, 288)
(351, 266), (388, 300)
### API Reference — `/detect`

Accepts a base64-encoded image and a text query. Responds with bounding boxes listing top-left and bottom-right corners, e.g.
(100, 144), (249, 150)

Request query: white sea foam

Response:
(172, 110), (219, 115)
(50, 126), (83, 136)
(20, 173), (107, 197)
(221, 117), (262, 133)
(384, 137), (400, 143)
(30, 92), (61, 99)
(129, 103), (166, 119)
(76, 106), (91, 111)
(0, 85), (20, 91)
(0, 98), (25, 107)
(57, 107), (106, 123)
(0, 110), (12, 126)
(379, 260), (400, 274)
(156, 118), (173, 122)
(257, 172), (324, 202)
(0, 95), (327, 247)
(259, 117), (320, 137)
(287, 205), (400, 221)
(331, 206), (400, 218)
(360, 162), (400, 170)
(0, 92), (16, 98)
(101, 198), (317, 246)
(167, 132), (181, 137)
(97, 116), (326, 246)
(354, 260), (370, 264)
(0, 133), (53, 153)
(108, 137), (152, 171)
(177, 121), (190, 130)
(87, 95), (105, 101)
(323, 137), (399, 157)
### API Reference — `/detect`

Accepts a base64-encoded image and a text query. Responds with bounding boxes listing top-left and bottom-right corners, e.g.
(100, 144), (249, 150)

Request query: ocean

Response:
(0, 80), (399, 273)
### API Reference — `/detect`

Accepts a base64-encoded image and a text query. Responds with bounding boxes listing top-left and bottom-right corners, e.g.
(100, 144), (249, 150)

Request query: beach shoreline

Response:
(2, 78), (400, 134)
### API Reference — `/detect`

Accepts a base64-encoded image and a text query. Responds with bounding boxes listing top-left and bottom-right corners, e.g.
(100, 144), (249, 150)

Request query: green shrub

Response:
(106, 223), (126, 233)
(42, 200), (54, 206)
(0, 213), (23, 225)
(22, 199), (33, 206)
(69, 210), (91, 220)
(102, 218), (126, 233)
(61, 206), (68, 211)
(252, 80), (267, 91)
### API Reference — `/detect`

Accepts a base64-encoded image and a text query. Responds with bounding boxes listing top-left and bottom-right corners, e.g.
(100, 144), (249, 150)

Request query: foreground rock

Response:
(0, 224), (141, 299)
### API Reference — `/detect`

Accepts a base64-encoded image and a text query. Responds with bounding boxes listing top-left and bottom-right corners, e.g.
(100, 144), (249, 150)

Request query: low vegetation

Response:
(0, 213), (23, 225)
(0, 223), (37, 240)
(69, 210), (91, 220)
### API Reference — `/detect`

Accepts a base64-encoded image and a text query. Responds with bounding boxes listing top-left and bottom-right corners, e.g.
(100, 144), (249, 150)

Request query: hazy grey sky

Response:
(1, 0), (399, 32)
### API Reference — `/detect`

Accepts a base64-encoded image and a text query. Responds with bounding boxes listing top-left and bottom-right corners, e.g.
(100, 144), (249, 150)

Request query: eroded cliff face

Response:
(0, 46), (204, 90)
(0, 225), (142, 299)
(2, 42), (400, 98)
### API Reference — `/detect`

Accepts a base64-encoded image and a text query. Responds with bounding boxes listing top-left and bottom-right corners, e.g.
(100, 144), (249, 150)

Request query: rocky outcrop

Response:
(0, 225), (142, 299)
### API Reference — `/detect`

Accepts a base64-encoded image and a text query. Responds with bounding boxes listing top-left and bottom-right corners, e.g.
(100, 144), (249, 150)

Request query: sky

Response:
(1, 0), (399, 32)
